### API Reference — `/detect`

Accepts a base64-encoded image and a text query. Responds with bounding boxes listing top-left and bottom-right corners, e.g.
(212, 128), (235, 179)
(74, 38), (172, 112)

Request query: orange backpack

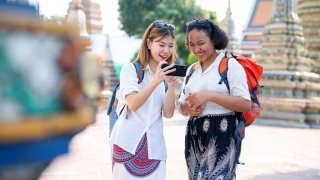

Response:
(219, 51), (263, 127)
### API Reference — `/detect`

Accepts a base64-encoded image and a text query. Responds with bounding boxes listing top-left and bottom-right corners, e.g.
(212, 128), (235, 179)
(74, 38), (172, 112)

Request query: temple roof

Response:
(240, 0), (273, 55)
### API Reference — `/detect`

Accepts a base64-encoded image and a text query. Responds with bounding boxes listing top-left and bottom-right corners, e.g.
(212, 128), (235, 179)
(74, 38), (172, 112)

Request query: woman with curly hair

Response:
(179, 18), (251, 179)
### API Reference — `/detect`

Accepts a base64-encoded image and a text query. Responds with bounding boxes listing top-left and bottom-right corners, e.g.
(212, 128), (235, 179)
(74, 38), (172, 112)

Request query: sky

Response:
(37, 0), (254, 37)
(36, 0), (254, 64)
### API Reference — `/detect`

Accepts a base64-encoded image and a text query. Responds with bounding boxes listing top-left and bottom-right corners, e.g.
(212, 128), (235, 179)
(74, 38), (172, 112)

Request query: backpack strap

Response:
(133, 61), (144, 84)
(219, 51), (240, 93)
(107, 82), (120, 115)
(164, 80), (168, 92)
(218, 56), (231, 93)
(182, 62), (198, 94)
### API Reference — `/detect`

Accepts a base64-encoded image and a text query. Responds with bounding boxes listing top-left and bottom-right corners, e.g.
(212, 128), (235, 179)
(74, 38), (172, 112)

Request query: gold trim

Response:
(0, 108), (93, 143)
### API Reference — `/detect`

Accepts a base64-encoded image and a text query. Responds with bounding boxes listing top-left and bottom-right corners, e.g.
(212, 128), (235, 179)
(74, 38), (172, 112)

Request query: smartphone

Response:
(161, 63), (187, 77)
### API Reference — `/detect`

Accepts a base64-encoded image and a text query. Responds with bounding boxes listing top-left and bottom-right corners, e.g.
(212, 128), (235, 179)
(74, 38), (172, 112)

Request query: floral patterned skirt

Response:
(185, 113), (239, 180)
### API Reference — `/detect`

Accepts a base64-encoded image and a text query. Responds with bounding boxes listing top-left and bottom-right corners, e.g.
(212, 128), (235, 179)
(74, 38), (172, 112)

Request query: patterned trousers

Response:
(185, 113), (239, 180)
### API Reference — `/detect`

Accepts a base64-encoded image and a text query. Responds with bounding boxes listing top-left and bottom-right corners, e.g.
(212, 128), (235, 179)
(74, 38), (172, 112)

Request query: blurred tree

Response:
(187, 53), (197, 66)
(118, 0), (218, 63)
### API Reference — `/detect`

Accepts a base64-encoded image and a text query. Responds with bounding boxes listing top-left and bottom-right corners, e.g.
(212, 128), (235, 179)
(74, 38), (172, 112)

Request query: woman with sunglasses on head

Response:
(178, 18), (251, 179)
(109, 20), (177, 179)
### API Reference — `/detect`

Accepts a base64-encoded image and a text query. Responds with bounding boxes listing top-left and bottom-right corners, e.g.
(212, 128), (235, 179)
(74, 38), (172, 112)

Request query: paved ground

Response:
(39, 109), (320, 180)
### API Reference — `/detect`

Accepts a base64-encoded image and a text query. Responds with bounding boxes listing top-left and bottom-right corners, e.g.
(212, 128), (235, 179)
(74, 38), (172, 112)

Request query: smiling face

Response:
(137, 21), (176, 67)
(148, 35), (174, 64)
(187, 29), (215, 63)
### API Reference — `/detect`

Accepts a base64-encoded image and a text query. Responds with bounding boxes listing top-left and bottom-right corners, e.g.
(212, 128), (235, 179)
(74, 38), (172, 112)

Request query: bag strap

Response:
(133, 61), (144, 84)
(250, 87), (260, 105)
(234, 119), (245, 165)
(218, 56), (230, 93)
(218, 51), (240, 93)
(107, 82), (120, 115)
(182, 62), (198, 94)
(107, 62), (142, 118)
(164, 80), (168, 92)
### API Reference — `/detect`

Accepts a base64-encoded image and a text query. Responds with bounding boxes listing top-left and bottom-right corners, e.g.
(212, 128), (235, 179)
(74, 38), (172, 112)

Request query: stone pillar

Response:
(296, 0), (320, 74)
(255, 0), (320, 126)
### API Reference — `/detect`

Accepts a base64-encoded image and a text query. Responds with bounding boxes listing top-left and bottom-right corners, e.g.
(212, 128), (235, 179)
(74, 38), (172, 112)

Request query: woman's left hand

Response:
(166, 76), (177, 87)
(186, 91), (209, 109)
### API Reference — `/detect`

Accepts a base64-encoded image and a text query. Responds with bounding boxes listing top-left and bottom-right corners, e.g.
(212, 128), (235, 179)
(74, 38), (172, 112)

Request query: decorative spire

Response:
(226, 0), (231, 16)
(220, 0), (238, 51)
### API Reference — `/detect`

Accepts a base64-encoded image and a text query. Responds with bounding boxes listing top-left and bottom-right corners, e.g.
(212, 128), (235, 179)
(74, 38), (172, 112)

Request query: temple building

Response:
(103, 34), (119, 91)
(67, 0), (119, 91)
(68, 0), (102, 34)
(255, 0), (320, 127)
(220, 0), (238, 52)
(66, 0), (89, 38)
(296, 0), (320, 74)
(240, 0), (273, 57)
(81, 0), (103, 34)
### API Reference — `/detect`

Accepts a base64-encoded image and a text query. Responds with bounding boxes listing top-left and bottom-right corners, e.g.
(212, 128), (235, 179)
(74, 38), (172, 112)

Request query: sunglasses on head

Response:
(186, 18), (210, 30)
(153, 21), (175, 31)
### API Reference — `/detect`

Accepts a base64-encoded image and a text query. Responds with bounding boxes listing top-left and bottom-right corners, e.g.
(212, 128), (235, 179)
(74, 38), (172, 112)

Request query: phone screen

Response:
(161, 64), (187, 77)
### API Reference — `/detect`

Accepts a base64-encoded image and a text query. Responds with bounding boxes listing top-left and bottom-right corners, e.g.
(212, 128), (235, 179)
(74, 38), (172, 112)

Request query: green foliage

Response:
(118, 0), (217, 63)
(118, 0), (160, 37)
(186, 53), (197, 66)
(114, 64), (123, 78)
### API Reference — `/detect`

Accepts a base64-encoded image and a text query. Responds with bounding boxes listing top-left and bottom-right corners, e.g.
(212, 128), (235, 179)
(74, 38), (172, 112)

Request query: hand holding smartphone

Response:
(161, 64), (187, 77)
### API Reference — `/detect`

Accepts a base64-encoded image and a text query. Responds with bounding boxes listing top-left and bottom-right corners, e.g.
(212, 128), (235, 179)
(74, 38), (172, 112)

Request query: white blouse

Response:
(179, 52), (250, 115)
(109, 62), (167, 160)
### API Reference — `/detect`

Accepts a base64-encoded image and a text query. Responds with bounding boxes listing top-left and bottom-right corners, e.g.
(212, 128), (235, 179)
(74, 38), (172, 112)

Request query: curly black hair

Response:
(185, 18), (229, 50)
